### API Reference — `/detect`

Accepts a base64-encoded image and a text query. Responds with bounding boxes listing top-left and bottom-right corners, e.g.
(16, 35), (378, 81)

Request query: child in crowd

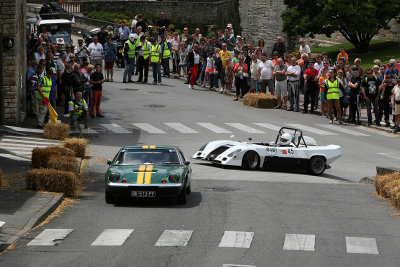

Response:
(224, 57), (234, 94)
(203, 52), (214, 88)
(178, 43), (188, 77)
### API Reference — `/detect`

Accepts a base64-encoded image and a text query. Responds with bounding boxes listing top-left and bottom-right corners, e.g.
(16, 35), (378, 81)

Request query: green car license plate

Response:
(131, 191), (156, 197)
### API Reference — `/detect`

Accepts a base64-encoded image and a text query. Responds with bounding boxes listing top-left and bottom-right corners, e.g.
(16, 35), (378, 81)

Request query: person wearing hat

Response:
(159, 34), (172, 78)
(226, 23), (234, 37)
(35, 67), (54, 128)
(223, 28), (236, 55)
(69, 91), (89, 129)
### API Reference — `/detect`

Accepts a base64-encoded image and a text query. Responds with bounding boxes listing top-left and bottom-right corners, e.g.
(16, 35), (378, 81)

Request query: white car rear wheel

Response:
(308, 156), (326, 175)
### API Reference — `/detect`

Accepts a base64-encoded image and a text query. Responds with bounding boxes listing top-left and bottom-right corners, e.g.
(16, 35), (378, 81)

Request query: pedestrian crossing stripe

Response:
(26, 228), (381, 254)
(225, 123), (265, 134)
(197, 123), (232, 133)
(0, 221), (5, 228)
(317, 124), (369, 136)
(287, 124), (337, 135)
(91, 229), (134, 246)
(0, 135), (61, 159)
(164, 123), (198, 133)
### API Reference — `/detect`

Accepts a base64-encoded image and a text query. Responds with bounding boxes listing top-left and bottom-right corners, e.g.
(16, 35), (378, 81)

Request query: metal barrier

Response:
(59, 1), (81, 14)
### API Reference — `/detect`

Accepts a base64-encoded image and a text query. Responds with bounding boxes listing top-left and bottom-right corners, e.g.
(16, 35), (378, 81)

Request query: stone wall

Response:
(0, 0), (27, 125)
(81, 0), (236, 27)
(239, 0), (287, 52)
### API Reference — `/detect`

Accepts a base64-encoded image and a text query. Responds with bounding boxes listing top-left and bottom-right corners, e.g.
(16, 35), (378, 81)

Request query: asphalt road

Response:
(1, 67), (400, 267)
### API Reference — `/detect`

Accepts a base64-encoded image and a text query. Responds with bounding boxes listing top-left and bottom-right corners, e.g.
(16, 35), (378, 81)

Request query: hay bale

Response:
(44, 122), (69, 140)
(32, 146), (75, 168)
(47, 155), (78, 174)
(63, 138), (88, 158)
(243, 93), (278, 109)
(382, 179), (400, 199)
(374, 172), (400, 197)
(390, 191), (400, 210)
(26, 168), (80, 197)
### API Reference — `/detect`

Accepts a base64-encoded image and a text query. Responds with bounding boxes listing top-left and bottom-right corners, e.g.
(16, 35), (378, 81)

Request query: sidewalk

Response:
(0, 157), (63, 252)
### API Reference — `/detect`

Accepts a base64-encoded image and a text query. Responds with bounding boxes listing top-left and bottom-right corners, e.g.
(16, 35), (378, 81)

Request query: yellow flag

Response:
(48, 103), (58, 123)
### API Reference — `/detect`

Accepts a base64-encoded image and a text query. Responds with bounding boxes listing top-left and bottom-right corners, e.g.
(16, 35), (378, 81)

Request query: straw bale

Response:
(44, 122), (69, 140)
(390, 191), (400, 210)
(243, 93), (278, 109)
(47, 155), (78, 174)
(63, 138), (88, 158)
(374, 172), (400, 197)
(26, 169), (80, 197)
(32, 146), (75, 168)
(383, 179), (400, 199)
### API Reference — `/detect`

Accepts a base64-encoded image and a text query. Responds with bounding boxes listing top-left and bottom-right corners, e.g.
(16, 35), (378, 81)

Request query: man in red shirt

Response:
(303, 60), (319, 113)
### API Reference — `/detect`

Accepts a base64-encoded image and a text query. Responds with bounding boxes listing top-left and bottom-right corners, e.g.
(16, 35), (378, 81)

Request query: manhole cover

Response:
(120, 88), (139, 91)
(148, 91), (166, 94)
(144, 104), (166, 108)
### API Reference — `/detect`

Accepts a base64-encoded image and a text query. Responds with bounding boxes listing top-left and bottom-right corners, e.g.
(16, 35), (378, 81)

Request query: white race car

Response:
(192, 127), (342, 175)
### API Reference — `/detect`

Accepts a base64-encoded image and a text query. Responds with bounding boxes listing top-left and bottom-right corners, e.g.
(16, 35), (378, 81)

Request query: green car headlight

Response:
(168, 173), (180, 183)
(108, 173), (120, 182)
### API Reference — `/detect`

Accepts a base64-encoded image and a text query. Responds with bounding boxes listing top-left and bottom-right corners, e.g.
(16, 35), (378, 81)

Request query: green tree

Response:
(282, 0), (400, 52)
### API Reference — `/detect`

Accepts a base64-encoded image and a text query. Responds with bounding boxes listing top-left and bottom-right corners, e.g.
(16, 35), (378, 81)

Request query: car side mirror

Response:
(184, 160), (190, 165)
(107, 159), (112, 165)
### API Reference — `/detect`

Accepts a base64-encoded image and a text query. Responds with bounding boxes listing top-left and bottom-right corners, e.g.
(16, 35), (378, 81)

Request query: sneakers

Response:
(274, 106), (281, 109)
(329, 120), (333, 124)
(201, 83), (205, 88)
(385, 122), (391, 127)
(339, 121), (345, 125)
(157, 82), (161, 86)
(151, 81), (157, 85)
(189, 84), (193, 89)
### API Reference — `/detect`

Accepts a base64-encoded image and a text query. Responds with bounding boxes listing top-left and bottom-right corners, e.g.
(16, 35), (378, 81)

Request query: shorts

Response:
(104, 61), (114, 69)
(205, 68), (213, 74)
(178, 62), (187, 67)
(395, 104), (400, 115)
(259, 79), (274, 93)
(275, 80), (288, 97)
(320, 92), (326, 102)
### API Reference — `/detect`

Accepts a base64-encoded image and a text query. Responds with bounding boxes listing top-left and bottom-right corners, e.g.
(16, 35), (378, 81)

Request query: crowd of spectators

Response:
(26, 10), (400, 132)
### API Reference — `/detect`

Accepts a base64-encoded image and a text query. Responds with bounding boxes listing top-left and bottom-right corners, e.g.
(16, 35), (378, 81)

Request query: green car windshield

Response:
(114, 149), (181, 165)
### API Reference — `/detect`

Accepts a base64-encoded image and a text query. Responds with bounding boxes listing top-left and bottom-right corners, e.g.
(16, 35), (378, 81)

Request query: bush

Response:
(26, 169), (80, 197)
(243, 93), (278, 109)
(44, 122), (69, 140)
(47, 155), (78, 175)
(32, 146), (75, 169)
(63, 138), (88, 158)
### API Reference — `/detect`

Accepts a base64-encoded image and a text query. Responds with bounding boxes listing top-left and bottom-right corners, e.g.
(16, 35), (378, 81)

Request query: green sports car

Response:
(105, 145), (192, 204)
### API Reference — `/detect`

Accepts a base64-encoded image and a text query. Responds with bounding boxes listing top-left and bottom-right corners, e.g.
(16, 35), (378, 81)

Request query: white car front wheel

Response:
(308, 156), (326, 176)
(242, 151), (260, 170)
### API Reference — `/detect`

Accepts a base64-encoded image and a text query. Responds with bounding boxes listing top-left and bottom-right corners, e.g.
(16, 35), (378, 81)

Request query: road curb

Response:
(0, 193), (64, 252)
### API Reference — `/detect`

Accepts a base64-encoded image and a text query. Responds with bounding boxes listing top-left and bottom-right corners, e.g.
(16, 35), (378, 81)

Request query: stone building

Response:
(0, 0), (27, 125)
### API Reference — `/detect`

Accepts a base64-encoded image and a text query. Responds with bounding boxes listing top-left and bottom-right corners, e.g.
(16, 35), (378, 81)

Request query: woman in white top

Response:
(299, 38), (311, 57)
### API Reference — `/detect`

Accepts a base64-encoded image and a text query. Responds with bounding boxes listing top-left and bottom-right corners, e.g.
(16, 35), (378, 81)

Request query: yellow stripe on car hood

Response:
(136, 165), (146, 184)
(144, 165), (153, 184)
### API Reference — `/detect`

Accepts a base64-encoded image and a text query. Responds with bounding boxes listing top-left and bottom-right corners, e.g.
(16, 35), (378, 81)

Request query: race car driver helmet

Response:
(279, 133), (292, 146)
(129, 33), (138, 43)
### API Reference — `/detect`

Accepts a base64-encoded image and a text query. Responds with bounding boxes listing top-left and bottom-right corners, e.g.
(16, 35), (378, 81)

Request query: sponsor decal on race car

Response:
(266, 147), (277, 156)
(282, 150), (287, 155)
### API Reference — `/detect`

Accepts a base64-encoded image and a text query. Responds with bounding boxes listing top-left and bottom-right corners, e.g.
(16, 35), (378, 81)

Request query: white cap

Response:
(227, 23), (233, 28)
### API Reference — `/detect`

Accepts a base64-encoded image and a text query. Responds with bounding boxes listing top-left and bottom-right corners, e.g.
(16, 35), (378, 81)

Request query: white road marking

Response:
(0, 221), (5, 227)
(0, 153), (30, 161)
(0, 138), (59, 146)
(131, 123), (166, 134)
(286, 124), (337, 135)
(225, 123), (264, 134)
(357, 126), (395, 137)
(100, 124), (131, 134)
(317, 124), (369, 136)
(165, 123), (198, 133)
(91, 229), (134, 246)
(218, 231), (254, 248)
(377, 153), (400, 160)
(222, 265), (257, 267)
(283, 234), (315, 251)
(346, 237), (379, 254)
(4, 126), (44, 134)
(1, 135), (59, 143)
(197, 123), (232, 133)
(253, 123), (281, 132)
(154, 230), (193, 247)
(27, 229), (73, 246)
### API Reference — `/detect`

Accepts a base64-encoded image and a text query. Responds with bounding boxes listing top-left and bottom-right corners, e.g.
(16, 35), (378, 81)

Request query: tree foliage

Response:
(282, 0), (400, 52)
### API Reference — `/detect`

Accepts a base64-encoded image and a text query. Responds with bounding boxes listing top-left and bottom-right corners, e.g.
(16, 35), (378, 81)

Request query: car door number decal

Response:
(266, 147), (277, 156)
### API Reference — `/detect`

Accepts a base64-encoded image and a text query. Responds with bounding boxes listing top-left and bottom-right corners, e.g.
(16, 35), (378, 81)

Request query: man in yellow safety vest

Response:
(324, 69), (345, 125)
(150, 38), (162, 85)
(122, 33), (138, 83)
(69, 91), (89, 129)
(135, 35), (151, 83)
(159, 34), (171, 78)
(35, 67), (54, 128)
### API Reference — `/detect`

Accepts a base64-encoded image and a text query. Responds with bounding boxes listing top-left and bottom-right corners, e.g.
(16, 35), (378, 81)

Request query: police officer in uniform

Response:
(35, 67), (54, 128)
(123, 33), (138, 83)
(136, 35), (151, 83)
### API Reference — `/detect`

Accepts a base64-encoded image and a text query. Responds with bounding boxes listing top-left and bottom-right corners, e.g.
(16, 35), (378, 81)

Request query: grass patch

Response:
(311, 40), (400, 69)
